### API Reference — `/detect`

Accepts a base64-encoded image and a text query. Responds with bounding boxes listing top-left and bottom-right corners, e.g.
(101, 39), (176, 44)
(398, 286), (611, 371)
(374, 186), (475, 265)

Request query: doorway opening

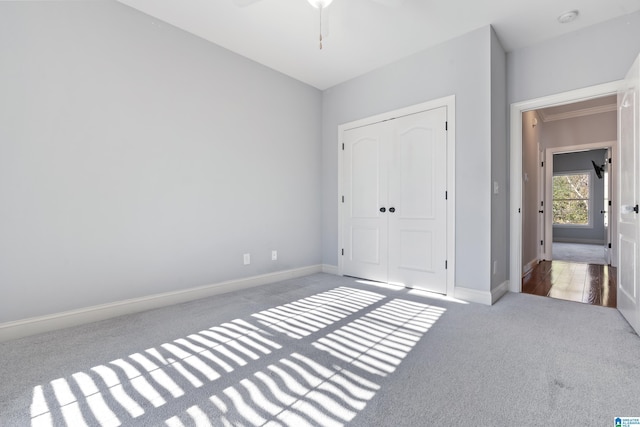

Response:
(521, 98), (618, 307)
(509, 82), (622, 308)
(550, 148), (611, 266)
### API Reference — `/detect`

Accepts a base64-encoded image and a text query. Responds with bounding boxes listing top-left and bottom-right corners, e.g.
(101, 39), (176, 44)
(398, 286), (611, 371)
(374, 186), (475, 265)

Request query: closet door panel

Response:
(342, 123), (389, 282)
(399, 129), (436, 219)
(388, 107), (447, 293)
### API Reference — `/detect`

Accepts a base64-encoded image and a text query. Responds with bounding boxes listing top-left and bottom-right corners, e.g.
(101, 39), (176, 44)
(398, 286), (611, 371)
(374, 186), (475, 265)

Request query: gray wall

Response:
(322, 26), (493, 291)
(540, 111), (617, 150)
(490, 27), (508, 289)
(0, 2), (323, 322)
(508, 11), (640, 104)
(552, 150), (607, 243)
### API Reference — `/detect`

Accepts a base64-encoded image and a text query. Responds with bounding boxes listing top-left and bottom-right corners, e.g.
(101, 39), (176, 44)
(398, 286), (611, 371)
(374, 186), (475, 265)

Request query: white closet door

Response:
(342, 122), (390, 283)
(387, 107), (448, 293)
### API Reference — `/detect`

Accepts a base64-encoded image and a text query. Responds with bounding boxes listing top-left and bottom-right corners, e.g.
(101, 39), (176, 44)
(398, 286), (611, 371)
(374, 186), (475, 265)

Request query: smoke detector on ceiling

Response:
(557, 10), (579, 24)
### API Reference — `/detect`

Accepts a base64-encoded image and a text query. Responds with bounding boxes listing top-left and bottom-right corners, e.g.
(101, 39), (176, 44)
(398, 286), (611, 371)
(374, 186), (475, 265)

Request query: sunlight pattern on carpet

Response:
(29, 287), (445, 426)
(252, 287), (385, 339)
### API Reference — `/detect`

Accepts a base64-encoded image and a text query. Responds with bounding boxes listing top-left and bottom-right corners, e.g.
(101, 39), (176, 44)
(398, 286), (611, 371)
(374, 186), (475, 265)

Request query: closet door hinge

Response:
(342, 195), (344, 203)
(341, 248), (344, 256)
(445, 121), (448, 131)
(541, 161), (544, 167)
(608, 243), (612, 249)
(342, 143), (345, 151)
(541, 240), (544, 246)
(445, 191), (448, 200)
(445, 260), (448, 270)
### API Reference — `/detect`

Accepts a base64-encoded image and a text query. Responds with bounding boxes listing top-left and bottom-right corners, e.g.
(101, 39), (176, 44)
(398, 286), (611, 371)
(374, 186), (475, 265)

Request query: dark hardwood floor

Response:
(522, 260), (617, 308)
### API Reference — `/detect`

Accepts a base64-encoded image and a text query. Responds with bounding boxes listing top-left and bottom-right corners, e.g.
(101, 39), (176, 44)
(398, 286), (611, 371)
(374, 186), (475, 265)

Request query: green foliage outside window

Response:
(553, 173), (590, 225)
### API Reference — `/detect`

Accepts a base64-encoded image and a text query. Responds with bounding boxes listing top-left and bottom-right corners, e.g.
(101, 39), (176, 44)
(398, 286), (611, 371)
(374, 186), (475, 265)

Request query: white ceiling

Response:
(116, 0), (640, 90)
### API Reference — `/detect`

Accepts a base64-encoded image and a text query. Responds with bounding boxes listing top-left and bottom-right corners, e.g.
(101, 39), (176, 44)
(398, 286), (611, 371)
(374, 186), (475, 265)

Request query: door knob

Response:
(389, 207), (396, 213)
(601, 210), (607, 214)
(380, 207), (386, 213)
(538, 210), (544, 213)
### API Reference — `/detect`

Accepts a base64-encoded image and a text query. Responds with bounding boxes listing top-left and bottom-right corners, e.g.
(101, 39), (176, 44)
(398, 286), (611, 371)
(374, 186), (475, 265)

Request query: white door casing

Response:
(339, 97), (455, 296)
(618, 54), (640, 334)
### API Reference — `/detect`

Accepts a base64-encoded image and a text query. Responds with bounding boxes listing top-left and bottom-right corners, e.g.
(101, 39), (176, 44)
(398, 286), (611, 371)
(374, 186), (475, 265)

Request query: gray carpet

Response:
(1, 273), (639, 426)
(552, 242), (607, 264)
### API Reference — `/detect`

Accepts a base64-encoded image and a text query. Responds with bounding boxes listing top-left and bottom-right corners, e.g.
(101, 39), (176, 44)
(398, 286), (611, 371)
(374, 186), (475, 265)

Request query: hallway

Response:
(522, 260), (617, 308)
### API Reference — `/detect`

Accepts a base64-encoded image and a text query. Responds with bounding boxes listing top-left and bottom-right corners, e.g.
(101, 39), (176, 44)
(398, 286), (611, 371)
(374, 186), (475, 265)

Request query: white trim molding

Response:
(0, 265), (323, 343)
(454, 281), (508, 306)
(491, 281), (509, 304)
(321, 264), (340, 275)
(538, 103), (616, 122)
(454, 287), (493, 305)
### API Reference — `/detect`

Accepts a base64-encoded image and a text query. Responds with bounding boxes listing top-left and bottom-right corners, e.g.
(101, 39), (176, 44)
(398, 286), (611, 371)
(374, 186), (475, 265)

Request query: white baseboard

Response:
(455, 283), (508, 306)
(454, 286), (492, 305)
(552, 238), (605, 245)
(322, 264), (339, 275)
(0, 265), (323, 343)
(491, 281), (509, 304)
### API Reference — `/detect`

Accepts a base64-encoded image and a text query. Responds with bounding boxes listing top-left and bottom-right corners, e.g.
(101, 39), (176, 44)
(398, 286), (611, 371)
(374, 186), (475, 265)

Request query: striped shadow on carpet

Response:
(4, 282), (446, 426)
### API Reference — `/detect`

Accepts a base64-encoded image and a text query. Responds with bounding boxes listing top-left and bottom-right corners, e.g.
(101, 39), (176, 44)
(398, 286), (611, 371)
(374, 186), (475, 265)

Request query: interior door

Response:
(387, 108), (448, 293)
(539, 146), (547, 260)
(618, 54), (640, 335)
(604, 148), (611, 265)
(342, 122), (389, 283)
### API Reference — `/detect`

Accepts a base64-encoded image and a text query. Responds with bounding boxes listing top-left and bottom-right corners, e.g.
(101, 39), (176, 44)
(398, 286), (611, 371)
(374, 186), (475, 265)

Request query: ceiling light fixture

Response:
(307, 0), (334, 7)
(557, 10), (579, 24)
(307, 0), (334, 50)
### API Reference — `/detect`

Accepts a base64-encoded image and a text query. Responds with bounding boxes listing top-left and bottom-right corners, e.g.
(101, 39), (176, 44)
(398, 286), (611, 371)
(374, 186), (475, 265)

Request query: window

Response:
(553, 171), (592, 226)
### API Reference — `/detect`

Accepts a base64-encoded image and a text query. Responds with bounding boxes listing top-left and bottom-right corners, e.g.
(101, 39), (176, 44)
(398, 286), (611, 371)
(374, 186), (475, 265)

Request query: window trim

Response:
(552, 169), (594, 228)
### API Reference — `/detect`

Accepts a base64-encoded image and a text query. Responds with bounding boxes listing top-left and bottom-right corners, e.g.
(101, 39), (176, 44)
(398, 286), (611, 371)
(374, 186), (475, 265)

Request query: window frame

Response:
(552, 169), (594, 228)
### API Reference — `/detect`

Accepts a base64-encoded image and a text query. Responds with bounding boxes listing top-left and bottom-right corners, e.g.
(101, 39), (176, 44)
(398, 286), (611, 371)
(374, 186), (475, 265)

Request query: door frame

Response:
(509, 81), (622, 292)
(338, 95), (456, 297)
(542, 141), (617, 264)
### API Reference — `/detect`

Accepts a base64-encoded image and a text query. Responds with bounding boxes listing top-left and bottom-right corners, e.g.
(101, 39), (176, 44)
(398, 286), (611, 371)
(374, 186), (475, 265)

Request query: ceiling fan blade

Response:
(369, 0), (406, 8)
(232, 0), (263, 7)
